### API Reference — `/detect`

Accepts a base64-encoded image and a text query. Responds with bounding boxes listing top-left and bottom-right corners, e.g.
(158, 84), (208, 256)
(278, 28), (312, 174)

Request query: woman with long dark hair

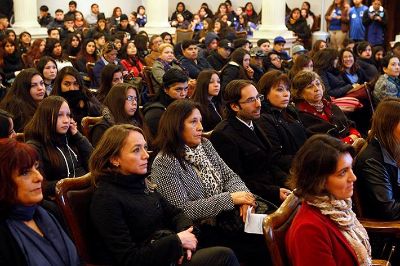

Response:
(75, 38), (98, 74)
(25, 96), (93, 198)
(63, 33), (81, 57)
(120, 40), (144, 77)
(22, 38), (45, 68)
(44, 38), (73, 70)
(220, 48), (253, 92)
(36, 56), (58, 96)
(0, 38), (23, 82)
(0, 68), (45, 132)
(191, 70), (223, 132)
(96, 64), (124, 103)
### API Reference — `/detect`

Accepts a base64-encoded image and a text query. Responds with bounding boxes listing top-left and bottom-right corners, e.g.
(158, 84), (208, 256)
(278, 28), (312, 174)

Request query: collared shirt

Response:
(236, 116), (254, 130)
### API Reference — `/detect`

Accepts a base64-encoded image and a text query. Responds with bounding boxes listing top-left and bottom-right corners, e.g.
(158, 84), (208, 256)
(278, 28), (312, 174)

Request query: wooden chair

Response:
(235, 31), (248, 39)
(81, 116), (103, 139)
(263, 193), (301, 266)
(142, 66), (156, 97)
(55, 173), (108, 265)
(175, 29), (194, 44)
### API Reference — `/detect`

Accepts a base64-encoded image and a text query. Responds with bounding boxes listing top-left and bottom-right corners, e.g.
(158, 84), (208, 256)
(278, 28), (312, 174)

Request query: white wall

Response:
(37, 0), (326, 19)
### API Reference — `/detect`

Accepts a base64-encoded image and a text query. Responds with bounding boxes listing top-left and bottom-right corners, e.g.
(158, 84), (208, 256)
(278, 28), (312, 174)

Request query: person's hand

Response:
(279, 188), (292, 201)
(231, 191), (255, 205)
(177, 227), (197, 251)
(240, 204), (255, 223)
(245, 66), (254, 78)
(69, 118), (78, 135)
(171, 20), (178, 26)
(177, 249), (193, 265)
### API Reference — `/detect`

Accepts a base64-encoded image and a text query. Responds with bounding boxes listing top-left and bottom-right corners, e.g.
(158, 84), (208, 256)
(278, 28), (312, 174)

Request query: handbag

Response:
(331, 96), (363, 113)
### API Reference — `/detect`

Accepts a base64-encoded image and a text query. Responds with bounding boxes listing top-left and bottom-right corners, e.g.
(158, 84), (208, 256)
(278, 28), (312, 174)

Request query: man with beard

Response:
(210, 79), (290, 206)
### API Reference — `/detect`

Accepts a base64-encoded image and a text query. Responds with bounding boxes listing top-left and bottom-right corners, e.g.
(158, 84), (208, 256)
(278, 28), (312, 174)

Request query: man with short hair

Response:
(143, 68), (189, 138)
(116, 14), (136, 40)
(207, 39), (234, 71)
(66, 1), (77, 18)
(180, 40), (212, 79)
(145, 35), (163, 66)
(38, 5), (54, 28)
(210, 79), (290, 206)
(86, 3), (100, 26)
(47, 28), (60, 40)
(257, 38), (271, 54)
(47, 9), (64, 30)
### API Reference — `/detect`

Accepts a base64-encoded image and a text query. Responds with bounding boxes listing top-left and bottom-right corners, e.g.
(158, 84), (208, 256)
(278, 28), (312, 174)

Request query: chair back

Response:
(55, 173), (106, 265)
(175, 29), (194, 44)
(142, 66), (156, 97)
(263, 193), (301, 266)
(235, 31), (248, 39)
(81, 116), (103, 139)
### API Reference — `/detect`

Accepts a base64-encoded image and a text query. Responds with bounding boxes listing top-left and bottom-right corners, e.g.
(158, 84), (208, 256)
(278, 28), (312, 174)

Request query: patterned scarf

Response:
(307, 196), (371, 266)
(184, 143), (223, 198)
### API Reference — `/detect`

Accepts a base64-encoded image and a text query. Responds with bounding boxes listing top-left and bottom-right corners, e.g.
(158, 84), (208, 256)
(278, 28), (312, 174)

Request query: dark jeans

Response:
(182, 246), (239, 266)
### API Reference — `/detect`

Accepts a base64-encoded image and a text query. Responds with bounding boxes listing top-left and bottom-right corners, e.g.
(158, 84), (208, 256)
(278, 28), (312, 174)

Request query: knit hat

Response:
(120, 14), (129, 21)
(97, 13), (106, 22)
(204, 32), (219, 47)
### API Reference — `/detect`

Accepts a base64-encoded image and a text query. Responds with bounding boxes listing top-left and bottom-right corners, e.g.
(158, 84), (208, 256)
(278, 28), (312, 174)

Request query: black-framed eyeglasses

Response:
(126, 95), (138, 103)
(238, 94), (264, 104)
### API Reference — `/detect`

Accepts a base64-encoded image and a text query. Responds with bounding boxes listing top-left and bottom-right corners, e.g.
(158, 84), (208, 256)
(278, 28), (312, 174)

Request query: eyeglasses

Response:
(126, 95), (138, 103)
(238, 94), (264, 104)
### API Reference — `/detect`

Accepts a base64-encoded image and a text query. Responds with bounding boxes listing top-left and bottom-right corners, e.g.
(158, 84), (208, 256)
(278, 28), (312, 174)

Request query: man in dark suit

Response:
(210, 79), (290, 205)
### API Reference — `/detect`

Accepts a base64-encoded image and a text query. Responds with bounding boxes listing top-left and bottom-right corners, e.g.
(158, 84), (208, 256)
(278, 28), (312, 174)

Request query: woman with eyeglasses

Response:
(256, 70), (308, 176)
(24, 96), (93, 198)
(91, 83), (145, 146)
(0, 68), (45, 132)
(292, 70), (361, 145)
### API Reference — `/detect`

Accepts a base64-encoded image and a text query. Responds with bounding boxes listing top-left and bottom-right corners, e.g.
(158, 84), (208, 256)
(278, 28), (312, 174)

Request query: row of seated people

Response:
(1, 93), (400, 265)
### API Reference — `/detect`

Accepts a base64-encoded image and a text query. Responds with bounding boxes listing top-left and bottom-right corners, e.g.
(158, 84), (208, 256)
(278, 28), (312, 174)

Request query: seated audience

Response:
(120, 40), (144, 77)
(92, 42), (119, 88)
(220, 48), (254, 93)
(75, 38), (98, 74)
(285, 8), (311, 47)
(0, 109), (16, 138)
(151, 100), (268, 265)
(356, 41), (379, 81)
(338, 48), (368, 89)
(249, 48), (266, 83)
(63, 33), (82, 58)
(171, 2), (193, 23)
(90, 124), (239, 266)
(286, 134), (371, 265)
(292, 70), (361, 144)
(161, 32), (174, 45)
(202, 32), (219, 59)
(136, 5), (147, 27)
(25, 96), (93, 198)
(373, 55), (400, 104)
(144, 35), (162, 66)
(0, 38), (23, 83)
(180, 40), (212, 79)
(257, 38), (271, 54)
(354, 98), (400, 220)
(85, 13), (110, 40)
(44, 38), (73, 70)
(191, 70), (223, 132)
(38, 5), (54, 27)
(143, 68), (188, 138)
(36, 56), (58, 95)
(263, 51), (287, 73)
(309, 39), (327, 58)
(50, 66), (101, 129)
(210, 79), (291, 206)
(207, 39), (234, 71)
(256, 70), (308, 174)
(243, 2), (258, 25)
(91, 83), (144, 146)
(96, 64), (124, 103)
(288, 54), (313, 80)
(73, 11), (88, 32)
(115, 14), (136, 40)
(152, 43), (184, 95)
(109, 7), (122, 28)
(0, 138), (79, 265)
(372, 45), (385, 71)
(271, 36), (291, 61)
(85, 3), (100, 26)
(17, 31), (32, 54)
(0, 68), (45, 132)
(22, 38), (45, 68)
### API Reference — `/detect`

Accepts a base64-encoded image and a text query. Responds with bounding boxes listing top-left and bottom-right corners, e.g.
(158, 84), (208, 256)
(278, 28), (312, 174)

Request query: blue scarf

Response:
(7, 206), (79, 266)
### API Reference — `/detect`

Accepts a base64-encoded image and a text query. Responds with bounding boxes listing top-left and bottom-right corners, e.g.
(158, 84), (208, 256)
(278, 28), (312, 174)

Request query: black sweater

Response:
(90, 173), (192, 266)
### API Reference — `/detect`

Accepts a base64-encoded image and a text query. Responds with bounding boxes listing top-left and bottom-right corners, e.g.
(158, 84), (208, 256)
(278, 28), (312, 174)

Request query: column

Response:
(142, 0), (175, 36)
(312, 0), (329, 45)
(251, 0), (295, 50)
(12, 0), (47, 38)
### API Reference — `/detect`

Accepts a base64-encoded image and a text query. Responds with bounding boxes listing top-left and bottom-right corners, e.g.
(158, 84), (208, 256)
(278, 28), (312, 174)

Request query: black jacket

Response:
(356, 58), (379, 82)
(27, 132), (93, 197)
(318, 68), (353, 97)
(180, 57), (212, 79)
(285, 18), (311, 40)
(0, 220), (27, 266)
(90, 173), (192, 266)
(256, 102), (307, 173)
(207, 51), (228, 71)
(197, 100), (222, 132)
(210, 116), (287, 205)
(354, 138), (400, 220)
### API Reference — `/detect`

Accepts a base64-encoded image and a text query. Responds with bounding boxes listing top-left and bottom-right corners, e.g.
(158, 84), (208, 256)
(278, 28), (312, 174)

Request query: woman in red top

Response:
(286, 134), (371, 265)
(120, 40), (143, 78)
(292, 70), (362, 144)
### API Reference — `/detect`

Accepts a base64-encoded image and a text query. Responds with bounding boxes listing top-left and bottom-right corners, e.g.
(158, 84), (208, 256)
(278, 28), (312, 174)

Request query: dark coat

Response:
(207, 51), (228, 71)
(90, 173), (192, 266)
(353, 138), (400, 220)
(356, 58), (379, 82)
(210, 116), (287, 205)
(197, 100), (222, 132)
(318, 68), (353, 97)
(0, 220), (27, 266)
(285, 18), (311, 40)
(180, 57), (212, 79)
(27, 132), (93, 197)
(256, 102), (307, 173)
(92, 58), (106, 88)
(340, 67), (368, 86)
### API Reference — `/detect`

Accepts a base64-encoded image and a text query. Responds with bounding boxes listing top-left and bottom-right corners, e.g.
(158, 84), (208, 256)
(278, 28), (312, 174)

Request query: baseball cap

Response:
(219, 39), (234, 51)
(292, 44), (307, 55)
(274, 36), (286, 44)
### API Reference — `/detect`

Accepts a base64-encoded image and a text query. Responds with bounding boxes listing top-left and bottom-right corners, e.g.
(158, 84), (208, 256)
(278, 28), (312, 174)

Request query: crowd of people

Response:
(0, 0), (400, 265)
